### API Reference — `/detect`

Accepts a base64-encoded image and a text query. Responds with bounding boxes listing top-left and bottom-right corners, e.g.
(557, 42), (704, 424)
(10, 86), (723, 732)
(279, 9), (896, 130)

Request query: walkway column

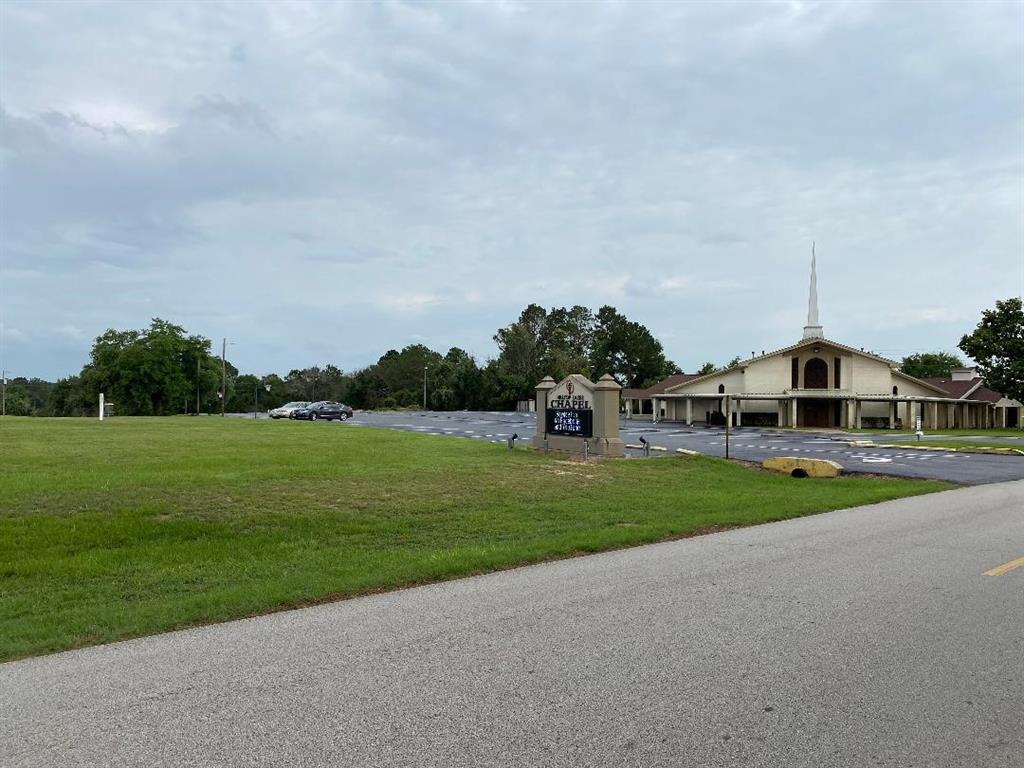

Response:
(889, 401), (897, 429)
(904, 400), (915, 432)
(686, 398), (693, 426)
(651, 397), (658, 423)
(778, 400), (786, 427)
(790, 398), (798, 428)
(928, 402), (938, 430)
(735, 400), (742, 427)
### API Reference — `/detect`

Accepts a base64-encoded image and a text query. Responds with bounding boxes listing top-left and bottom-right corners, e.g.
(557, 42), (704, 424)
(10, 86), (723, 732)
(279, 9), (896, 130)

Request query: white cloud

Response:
(0, 0), (1021, 379)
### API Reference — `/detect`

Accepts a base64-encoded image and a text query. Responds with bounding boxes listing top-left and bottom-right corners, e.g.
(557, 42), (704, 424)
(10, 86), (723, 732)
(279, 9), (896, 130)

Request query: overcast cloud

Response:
(1, 0), (1022, 380)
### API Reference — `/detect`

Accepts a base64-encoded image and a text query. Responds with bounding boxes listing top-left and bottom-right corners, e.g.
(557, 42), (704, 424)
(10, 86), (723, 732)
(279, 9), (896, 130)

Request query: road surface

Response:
(346, 410), (1024, 485)
(3, 481), (1022, 767)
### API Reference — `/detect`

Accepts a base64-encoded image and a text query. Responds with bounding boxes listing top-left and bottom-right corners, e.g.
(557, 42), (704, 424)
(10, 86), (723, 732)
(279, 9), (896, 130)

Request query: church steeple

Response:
(802, 242), (824, 339)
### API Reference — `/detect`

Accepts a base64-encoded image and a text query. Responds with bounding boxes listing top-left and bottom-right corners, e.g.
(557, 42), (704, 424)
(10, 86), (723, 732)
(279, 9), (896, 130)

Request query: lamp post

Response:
(423, 365), (428, 410)
(221, 338), (227, 417)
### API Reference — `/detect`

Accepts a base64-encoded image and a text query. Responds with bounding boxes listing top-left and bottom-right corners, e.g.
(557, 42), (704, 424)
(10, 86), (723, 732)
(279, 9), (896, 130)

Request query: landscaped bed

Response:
(1, 417), (951, 660)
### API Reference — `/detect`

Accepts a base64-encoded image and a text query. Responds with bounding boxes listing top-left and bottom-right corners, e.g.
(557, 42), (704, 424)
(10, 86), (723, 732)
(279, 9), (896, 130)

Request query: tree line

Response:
(8, 297), (1020, 416)
(20, 304), (679, 416)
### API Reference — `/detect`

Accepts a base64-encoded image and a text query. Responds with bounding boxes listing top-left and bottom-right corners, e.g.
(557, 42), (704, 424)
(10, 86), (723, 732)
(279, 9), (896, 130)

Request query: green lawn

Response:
(0, 417), (951, 660)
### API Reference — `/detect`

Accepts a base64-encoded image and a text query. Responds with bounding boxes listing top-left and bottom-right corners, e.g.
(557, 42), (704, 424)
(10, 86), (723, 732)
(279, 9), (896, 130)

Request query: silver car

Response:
(268, 401), (310, 419)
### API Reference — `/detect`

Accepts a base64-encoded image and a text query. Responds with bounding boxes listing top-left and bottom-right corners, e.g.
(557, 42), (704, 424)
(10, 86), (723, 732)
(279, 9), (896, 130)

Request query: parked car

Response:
(290, 401), (354, 421)
(268, 401), (310, 419)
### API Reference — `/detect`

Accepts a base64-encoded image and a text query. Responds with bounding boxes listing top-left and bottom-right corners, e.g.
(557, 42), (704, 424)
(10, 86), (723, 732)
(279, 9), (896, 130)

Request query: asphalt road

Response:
(3, 481), (1022, 767)
(344, 411), (1024, 485)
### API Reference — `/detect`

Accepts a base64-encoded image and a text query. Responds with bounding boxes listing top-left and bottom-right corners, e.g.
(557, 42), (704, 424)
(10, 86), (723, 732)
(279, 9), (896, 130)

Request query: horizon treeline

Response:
(8, 304), (680, 416)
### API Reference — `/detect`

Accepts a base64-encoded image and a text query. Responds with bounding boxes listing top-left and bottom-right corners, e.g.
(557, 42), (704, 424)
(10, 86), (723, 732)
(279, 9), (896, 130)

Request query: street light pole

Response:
(1, 369), (7, 417)
(423, 365), (428, 410)
(221, 338), (227, 417)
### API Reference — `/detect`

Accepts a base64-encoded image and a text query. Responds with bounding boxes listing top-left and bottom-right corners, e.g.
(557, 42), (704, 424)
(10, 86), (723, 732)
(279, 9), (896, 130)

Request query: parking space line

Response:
(983, 556), (1024, 577)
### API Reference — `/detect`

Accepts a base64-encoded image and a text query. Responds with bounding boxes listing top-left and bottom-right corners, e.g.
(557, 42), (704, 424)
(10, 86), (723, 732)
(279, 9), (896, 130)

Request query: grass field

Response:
(1, 417), (951, 661)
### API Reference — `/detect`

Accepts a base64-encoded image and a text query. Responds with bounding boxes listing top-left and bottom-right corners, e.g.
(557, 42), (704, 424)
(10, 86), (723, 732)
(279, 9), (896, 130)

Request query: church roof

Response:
(663, 336), (951, 396)
(922, 377), (1005, 403)
(622, 373), (701, 399)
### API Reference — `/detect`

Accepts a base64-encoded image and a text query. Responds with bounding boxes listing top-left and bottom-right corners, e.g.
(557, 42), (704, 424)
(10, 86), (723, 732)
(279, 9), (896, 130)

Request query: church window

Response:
(804, 358), (828, 389)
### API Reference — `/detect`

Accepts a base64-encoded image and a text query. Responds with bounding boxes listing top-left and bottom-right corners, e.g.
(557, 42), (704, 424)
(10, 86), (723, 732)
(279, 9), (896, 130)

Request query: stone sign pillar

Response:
(533, 373), (624, 457)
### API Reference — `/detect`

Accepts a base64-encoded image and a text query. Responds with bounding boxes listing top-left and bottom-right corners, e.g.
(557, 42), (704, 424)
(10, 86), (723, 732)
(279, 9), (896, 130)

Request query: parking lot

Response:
(345, 410), (1024, 486)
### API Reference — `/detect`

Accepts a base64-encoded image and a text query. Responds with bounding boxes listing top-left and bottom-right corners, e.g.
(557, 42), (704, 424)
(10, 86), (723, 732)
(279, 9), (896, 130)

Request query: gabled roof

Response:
(622, 373), (701, 399)
(664, 336), (904, 393)
(922, 377), (1005, 403)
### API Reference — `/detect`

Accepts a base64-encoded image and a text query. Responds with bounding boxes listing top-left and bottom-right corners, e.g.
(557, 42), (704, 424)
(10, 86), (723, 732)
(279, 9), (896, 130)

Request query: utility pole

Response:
(423, 365), (428, 410)
(1, 369), (6, 417)
(196, 357), (201, 415)
(221, 337), (227, 417)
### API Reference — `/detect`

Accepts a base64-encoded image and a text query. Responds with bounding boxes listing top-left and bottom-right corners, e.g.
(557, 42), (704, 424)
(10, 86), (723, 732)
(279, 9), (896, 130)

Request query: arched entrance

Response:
(800, 358), (832, 427)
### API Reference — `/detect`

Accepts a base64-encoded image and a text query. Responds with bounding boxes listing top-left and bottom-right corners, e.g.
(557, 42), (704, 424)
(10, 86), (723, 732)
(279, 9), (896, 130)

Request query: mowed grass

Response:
(1, 417), (950, 660)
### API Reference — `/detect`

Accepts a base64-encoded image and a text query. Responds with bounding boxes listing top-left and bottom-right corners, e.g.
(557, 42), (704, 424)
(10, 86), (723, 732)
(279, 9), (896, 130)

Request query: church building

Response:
(631, 252), (1007, 430)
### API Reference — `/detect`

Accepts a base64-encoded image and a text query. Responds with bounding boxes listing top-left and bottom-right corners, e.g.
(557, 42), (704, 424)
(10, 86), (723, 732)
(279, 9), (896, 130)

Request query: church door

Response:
(801, 400), (832, 428)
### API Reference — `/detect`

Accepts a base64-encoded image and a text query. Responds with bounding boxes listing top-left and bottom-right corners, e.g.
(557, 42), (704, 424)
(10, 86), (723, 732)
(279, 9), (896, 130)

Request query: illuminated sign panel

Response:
(546, 407), (593, 437)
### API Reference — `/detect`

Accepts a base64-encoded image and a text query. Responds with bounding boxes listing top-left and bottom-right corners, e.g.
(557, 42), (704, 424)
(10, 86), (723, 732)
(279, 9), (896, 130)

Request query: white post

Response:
(99, 392), (105, 421)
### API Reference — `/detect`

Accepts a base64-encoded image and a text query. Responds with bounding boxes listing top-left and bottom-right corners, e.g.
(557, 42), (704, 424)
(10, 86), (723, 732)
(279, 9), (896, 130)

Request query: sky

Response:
(1, 0), (1022, 381)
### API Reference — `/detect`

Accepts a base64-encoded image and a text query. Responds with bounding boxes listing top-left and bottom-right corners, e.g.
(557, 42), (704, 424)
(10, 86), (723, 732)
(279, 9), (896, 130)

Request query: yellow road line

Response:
(983, 556), (1024, 577)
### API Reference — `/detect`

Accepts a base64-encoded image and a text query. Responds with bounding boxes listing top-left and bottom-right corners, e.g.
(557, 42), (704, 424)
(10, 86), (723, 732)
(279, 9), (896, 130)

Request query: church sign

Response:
(544, 377), (594, 437)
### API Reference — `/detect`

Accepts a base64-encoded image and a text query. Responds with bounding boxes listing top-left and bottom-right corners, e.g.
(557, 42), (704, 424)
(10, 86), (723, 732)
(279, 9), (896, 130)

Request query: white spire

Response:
(802, 241), (823, 339)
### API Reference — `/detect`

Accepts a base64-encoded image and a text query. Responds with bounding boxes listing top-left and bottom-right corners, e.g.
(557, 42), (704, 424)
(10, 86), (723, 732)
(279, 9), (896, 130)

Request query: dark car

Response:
(290, 401), (354, 421)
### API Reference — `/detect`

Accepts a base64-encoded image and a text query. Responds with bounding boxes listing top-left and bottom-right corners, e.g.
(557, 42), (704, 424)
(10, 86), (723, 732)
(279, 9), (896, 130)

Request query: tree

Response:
(72, 318), (227, 415)
(697, 362), (717, 376)
(493, 304), (548, 396)
(589, 306), (677, 388)
(959, 297), (1024, 402)
(900, 352), (965, 380)
(2, 383), (31, 415)
(47, 376), (91, 416)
